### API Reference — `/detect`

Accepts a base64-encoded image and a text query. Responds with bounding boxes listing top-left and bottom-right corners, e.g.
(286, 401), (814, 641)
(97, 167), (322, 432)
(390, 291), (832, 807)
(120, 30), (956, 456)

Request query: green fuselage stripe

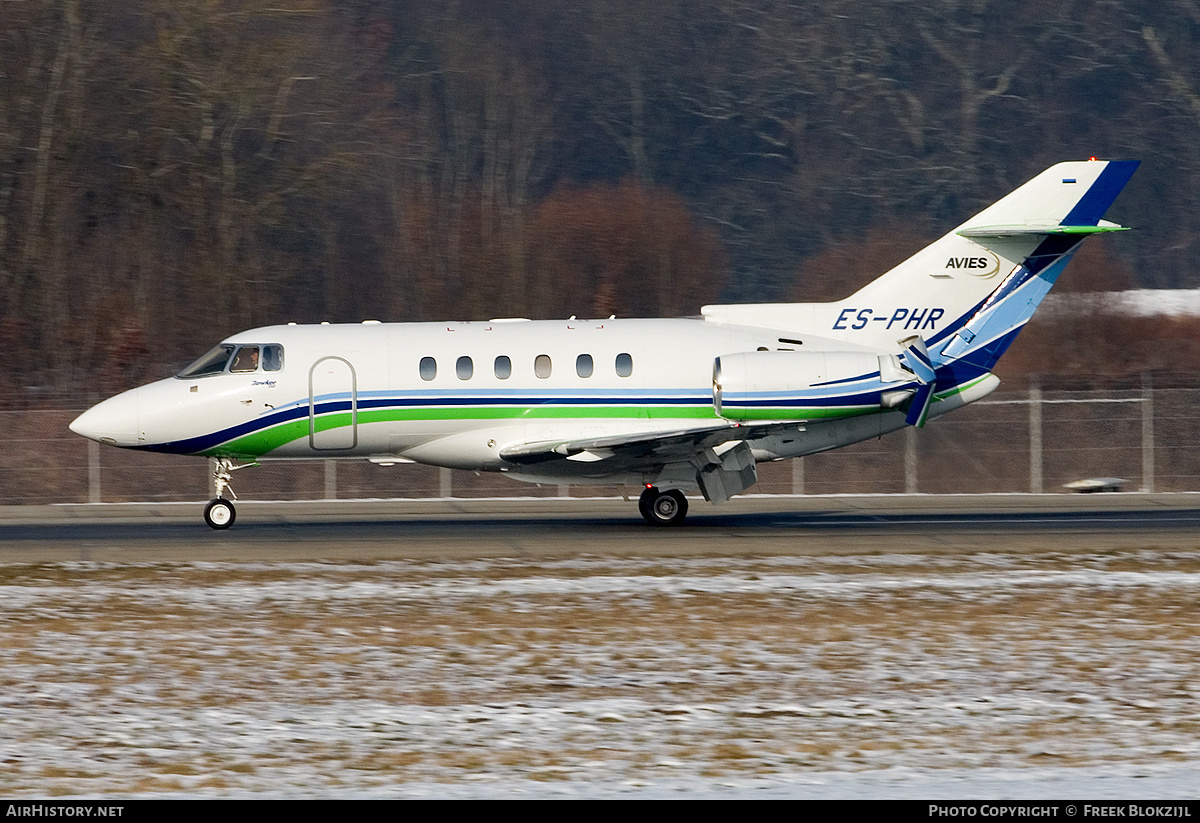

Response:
(208, 404), (722, 457)
(203, 375), (991, 458)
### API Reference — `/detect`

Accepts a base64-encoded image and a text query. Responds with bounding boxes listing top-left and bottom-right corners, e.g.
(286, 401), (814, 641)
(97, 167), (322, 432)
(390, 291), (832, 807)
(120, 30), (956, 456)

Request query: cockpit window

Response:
(176, 343), (283, 378)
(177, 345), (235, 378)
(261, 344), (283, 371)
(230, 346), (260, 373)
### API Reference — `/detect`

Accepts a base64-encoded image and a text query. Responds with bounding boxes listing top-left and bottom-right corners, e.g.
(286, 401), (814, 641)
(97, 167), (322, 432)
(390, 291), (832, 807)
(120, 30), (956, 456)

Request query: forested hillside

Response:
(2, 0), (1197, 400)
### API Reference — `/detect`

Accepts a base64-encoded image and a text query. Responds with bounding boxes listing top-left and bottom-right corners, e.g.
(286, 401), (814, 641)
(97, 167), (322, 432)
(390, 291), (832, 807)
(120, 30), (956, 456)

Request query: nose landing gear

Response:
(638, 485), (689, 526)
(204, 458), (256, 529)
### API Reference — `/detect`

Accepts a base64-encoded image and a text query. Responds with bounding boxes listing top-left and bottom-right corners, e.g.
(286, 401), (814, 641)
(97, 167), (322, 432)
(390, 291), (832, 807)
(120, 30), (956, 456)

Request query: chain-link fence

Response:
(5, 377), (1197, 505)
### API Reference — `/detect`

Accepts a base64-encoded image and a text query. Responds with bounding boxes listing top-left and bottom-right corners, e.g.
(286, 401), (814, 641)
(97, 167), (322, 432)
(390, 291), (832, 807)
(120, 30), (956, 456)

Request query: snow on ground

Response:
(1044, 288), (1200, 317)
(1, 552), (1198, 797)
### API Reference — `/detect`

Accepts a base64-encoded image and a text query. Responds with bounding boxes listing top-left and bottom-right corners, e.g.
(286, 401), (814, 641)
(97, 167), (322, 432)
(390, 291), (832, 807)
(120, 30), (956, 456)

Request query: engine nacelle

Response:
(714, 350), (899, 421)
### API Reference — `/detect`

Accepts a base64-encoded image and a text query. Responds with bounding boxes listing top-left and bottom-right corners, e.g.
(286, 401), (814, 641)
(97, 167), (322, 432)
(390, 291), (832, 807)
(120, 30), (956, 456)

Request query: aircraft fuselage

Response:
(73, 316), (955, 484)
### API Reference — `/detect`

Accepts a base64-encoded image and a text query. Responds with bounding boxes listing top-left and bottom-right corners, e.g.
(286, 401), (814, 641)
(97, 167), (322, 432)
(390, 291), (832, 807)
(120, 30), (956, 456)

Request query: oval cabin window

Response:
(494, 356), (511, 379)
(456, 356), (473, 380)
(576, 354), (593, 378)
(615, 352), (633, 377)
(419, 357), (437, 381)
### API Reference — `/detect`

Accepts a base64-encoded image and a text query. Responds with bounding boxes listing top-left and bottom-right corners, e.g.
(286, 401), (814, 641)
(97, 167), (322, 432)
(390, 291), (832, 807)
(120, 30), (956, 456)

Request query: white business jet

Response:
(71, 160), (1138, 528)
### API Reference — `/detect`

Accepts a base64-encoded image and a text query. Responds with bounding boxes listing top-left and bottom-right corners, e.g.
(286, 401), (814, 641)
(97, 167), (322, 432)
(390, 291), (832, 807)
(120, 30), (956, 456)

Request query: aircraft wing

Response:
(498, 421), (756, 466)
(500, 419), (805, 505)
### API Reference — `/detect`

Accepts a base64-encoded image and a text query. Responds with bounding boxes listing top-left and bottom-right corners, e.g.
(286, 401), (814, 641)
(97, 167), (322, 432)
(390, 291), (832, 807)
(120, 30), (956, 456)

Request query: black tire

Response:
(638, 486), (657, 522)
(204, 498), (236, 530)
(639, 487), (688, 526)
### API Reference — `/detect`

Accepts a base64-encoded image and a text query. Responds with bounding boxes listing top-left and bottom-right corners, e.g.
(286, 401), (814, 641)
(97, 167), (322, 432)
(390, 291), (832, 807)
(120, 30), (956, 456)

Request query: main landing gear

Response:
(204, 458), (256, 530)
(638, 485), (689, 526)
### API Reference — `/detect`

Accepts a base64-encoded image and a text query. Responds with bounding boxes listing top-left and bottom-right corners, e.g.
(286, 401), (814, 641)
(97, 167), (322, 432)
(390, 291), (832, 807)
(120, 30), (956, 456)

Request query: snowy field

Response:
(1, 549), (1199, 798)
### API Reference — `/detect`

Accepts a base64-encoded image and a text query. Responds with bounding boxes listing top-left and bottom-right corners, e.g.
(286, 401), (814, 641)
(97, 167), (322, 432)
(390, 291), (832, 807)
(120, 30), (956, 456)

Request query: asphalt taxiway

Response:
(2, 493), (1199, 562)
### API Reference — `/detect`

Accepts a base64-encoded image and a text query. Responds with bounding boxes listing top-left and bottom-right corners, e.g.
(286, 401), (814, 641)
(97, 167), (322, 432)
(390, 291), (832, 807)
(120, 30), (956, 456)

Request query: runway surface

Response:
(2, 493), (1200, 562)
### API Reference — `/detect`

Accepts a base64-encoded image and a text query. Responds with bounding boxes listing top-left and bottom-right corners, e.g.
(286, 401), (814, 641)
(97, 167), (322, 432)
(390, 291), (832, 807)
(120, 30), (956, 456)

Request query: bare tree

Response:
(376, 7), (552, 320)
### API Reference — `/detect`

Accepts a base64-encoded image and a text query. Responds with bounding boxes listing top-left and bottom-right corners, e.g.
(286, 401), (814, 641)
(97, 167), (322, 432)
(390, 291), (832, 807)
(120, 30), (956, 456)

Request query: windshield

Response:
(177, 343), (283, 378)
(177, 345), (235, 378)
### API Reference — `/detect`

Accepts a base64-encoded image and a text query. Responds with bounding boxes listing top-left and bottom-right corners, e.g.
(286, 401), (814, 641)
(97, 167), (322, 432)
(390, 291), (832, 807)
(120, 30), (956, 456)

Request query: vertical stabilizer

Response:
(701, 161), (1139, 362)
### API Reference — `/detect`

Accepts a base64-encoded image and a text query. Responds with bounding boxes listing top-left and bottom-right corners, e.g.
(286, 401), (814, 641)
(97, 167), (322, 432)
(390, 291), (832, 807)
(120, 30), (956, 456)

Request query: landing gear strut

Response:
(638, 485), (689, 526)
(204, 458), (255, 530)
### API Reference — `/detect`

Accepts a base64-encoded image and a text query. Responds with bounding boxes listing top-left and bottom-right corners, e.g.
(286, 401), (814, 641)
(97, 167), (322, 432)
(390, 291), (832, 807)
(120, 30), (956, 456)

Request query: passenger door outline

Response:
(309, 356), (358, 450)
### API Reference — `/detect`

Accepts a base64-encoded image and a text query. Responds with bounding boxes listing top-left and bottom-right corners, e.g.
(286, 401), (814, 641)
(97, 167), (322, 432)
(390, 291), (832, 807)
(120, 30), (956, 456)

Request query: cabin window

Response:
(615, 352), (633, 377)
(534, 354), (552, 379)
(419, 357), (437, 381)
(494, 355), (511, 379)
(230, 346), (260, 373)
(262, 344), (283, 371)
(576, 354), (593, 378)
(456, 356), (473, 380)
(177, 344), (235, 378)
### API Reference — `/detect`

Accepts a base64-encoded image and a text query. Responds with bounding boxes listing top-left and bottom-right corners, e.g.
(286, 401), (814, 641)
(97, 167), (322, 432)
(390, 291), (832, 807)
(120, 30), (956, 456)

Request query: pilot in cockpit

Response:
(230, 346), (259, 373)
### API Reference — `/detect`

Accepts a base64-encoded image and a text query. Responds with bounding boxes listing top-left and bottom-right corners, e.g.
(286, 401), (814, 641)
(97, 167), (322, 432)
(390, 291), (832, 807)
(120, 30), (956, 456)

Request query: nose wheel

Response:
(204, 498), (236, 529)
(638, 486), (689, 526)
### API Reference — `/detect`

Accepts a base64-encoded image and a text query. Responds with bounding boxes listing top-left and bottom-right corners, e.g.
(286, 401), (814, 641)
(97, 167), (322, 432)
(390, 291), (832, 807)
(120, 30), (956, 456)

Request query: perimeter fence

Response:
(3, 375), (1198, 505)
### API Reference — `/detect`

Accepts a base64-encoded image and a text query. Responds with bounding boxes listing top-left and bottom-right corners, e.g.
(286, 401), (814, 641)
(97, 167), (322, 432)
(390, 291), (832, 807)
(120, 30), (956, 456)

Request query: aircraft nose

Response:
(70, 389), (142, 446)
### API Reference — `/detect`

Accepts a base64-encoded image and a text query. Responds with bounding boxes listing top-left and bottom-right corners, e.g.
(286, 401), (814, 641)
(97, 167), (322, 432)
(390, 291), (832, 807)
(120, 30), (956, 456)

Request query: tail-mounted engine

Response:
(713, 350), (912, 422)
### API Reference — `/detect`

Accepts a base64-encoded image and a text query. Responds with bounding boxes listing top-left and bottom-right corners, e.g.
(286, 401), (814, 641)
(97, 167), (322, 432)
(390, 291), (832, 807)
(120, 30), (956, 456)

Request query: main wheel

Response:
(204, 498), (236, 530)
(637, 486), (657, 522)
(639, 487), (688, 526)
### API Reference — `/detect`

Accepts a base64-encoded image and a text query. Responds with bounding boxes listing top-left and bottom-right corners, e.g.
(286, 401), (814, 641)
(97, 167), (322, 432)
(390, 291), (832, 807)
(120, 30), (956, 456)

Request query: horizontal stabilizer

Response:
(958, 220), (1129, 238)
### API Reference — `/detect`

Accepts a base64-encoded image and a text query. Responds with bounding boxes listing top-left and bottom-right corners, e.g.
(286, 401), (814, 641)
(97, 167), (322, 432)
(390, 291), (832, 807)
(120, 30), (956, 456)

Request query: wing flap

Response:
(499, 421), (751, 466)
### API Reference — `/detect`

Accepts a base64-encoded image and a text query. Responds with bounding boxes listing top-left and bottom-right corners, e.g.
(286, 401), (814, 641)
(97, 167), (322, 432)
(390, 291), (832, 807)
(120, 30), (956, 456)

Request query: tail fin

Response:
(701, 160), (1139, 365)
